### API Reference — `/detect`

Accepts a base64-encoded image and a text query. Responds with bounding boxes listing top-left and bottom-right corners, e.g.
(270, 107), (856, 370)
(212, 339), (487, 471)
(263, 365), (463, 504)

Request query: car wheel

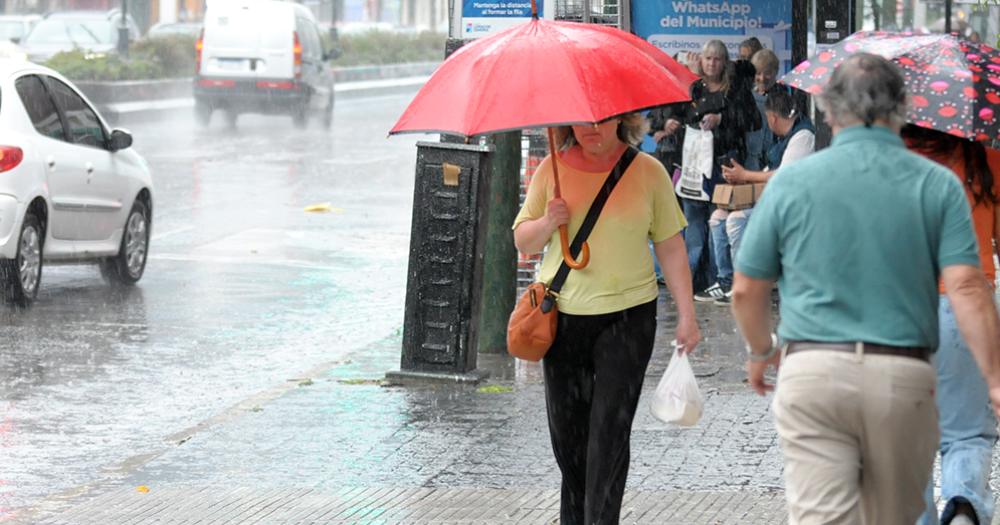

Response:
(322, 92), (334, 130)
(292, 104), (308, 129)
(0, 211), (43, 306)
(195, 101), (212, 127)
(101, 200), (150, 286)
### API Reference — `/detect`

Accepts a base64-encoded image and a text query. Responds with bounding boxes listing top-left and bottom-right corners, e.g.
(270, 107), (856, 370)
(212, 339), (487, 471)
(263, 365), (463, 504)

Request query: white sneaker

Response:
(950, 515), (975, 525)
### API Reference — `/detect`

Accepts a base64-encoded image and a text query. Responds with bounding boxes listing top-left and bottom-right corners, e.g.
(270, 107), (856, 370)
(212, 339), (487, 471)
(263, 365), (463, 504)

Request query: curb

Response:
(87, 62), (438, 125)
(100, 75), (429, 125)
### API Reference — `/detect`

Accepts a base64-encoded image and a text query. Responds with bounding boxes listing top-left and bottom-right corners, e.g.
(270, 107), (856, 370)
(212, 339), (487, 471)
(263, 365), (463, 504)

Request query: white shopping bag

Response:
(649, 349), (704, 427)
(676, 125), (713, 201)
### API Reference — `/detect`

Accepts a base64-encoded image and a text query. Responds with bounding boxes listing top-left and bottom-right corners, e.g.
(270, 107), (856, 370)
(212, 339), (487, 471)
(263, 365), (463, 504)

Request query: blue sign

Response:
(462, 1), (547, 37)
(631, 0), (793, 72)
(463, 0), (543, 18)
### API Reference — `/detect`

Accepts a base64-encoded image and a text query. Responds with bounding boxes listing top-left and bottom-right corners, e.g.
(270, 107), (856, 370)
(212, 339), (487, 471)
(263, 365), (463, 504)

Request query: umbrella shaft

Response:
(547, 127), (562, 198)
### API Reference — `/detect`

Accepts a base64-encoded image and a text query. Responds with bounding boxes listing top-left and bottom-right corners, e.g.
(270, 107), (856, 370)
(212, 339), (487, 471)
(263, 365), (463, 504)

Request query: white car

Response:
(0, 59), (152, 305)
(0, 14), (42, 44)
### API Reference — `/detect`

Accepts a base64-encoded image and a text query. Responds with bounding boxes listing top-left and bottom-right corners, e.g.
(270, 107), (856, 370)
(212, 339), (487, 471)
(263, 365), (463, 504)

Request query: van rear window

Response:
(206, 5), (291, 50)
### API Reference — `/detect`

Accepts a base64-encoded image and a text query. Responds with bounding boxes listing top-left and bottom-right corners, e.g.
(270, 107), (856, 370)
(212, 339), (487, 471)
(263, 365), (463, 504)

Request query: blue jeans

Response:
(708, 212), (733, 290)
(725, 208), (753, 261)
(681, 198), (715, 292)
(919, 296), (998, 525)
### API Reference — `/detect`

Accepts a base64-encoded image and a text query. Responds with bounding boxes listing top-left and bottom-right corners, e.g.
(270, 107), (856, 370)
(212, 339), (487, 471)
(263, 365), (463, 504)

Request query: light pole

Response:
(117, 0), (130, 57)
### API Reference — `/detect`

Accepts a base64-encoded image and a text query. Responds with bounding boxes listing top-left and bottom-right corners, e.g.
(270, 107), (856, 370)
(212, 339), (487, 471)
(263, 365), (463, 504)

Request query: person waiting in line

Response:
(738, 37), (763, 61)
(647, 100), (689, 285)
(721, 86), (814, 260)
(647, 103), (687, 183)
(512, 115), (701, 525)
(732, 53), (1000, 524)
(904, 124), (1000, 525)
(744, 49), (780, 171)
(678, 40), (760, 304)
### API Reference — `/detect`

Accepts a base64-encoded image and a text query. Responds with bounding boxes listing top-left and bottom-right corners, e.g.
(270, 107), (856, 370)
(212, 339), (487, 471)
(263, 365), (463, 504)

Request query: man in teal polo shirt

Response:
(731, 53), (1000, 524)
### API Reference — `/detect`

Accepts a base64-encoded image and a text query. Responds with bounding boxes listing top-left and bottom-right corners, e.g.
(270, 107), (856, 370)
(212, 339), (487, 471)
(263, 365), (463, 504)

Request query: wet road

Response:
(0, 90), (426, 517)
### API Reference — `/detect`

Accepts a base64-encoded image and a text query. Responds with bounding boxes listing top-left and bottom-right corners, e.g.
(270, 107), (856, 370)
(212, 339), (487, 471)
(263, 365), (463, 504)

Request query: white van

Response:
(194, 0), (335, 128)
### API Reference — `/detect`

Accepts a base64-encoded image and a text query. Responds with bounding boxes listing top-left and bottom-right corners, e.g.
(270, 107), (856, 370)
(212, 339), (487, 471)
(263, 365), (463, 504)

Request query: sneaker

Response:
(714, 294), (731, 306)
(951, 515), (975, 525)
(695, 283), (727, 302)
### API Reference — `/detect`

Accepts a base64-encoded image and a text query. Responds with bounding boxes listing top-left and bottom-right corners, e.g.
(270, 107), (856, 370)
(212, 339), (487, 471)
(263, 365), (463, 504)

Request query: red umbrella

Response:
(390, 8), (697, 268)
(781, 31), (1000, 142)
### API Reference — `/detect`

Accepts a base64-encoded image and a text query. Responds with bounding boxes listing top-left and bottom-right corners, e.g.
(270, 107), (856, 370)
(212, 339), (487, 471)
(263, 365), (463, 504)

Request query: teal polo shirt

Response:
(735, 125), (979, 348)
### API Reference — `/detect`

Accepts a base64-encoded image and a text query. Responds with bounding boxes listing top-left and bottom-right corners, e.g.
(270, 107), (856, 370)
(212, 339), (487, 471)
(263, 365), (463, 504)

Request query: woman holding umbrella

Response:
(513, 115), (700, 524)
(904, 124), (1000, 525)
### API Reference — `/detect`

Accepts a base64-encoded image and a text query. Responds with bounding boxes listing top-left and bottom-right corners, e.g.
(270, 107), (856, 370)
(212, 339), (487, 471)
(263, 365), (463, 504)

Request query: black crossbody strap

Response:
(548, 146), (639, 295)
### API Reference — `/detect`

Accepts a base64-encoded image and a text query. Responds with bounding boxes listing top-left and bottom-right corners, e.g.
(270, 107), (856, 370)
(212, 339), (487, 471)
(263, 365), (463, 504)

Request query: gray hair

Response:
(751, 48), (779, 76)
(815, 52), (908, 129)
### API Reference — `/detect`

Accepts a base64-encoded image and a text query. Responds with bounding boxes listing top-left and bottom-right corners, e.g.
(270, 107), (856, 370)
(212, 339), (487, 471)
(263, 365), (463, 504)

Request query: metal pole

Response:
(944, 0), (952, 34)
(475, 130), (521, 354)
(118, 0), (129, 57)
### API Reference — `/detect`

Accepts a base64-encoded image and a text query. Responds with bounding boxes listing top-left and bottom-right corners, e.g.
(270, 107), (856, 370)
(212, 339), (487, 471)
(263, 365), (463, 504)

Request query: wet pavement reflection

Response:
(0, 91), (424, 518)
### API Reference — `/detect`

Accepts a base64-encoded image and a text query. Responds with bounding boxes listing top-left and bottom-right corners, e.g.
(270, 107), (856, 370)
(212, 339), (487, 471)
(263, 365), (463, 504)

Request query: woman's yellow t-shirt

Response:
(513, 151), (687, 315)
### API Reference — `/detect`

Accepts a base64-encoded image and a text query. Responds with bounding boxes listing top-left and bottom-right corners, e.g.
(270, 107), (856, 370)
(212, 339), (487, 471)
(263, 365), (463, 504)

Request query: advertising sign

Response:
(461, 0), (551, 38)
(632, 0), (794, 72)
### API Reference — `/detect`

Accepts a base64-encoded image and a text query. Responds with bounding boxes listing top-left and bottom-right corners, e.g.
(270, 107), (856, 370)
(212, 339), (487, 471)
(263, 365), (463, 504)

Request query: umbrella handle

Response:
(558, 225), (590, 269)
(547, 127), (590, 270)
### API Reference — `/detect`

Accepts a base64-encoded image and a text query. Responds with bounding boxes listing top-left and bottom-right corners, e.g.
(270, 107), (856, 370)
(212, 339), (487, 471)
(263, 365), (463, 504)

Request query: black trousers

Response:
(542, 300), (657, 525)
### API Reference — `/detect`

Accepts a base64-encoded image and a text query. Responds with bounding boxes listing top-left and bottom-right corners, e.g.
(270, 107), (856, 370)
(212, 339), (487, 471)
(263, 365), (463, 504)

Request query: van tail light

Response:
(195, 29), (204, 74)
(197, 79), (236, 88)
(0, 146), (23, 173)
(293, 32), (302, 80)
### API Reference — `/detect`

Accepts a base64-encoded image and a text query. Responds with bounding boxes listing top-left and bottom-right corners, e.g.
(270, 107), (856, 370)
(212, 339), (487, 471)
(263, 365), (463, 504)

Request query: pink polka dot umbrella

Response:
(780, 31), (1000, 142)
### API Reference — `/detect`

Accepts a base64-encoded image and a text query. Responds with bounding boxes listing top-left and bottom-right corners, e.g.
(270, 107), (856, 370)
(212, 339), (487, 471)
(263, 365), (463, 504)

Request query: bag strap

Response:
(548, 145), (639, 296)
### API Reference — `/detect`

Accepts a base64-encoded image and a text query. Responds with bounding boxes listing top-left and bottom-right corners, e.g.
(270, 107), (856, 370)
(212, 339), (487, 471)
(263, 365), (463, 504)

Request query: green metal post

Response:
(476, 131), (521, 354)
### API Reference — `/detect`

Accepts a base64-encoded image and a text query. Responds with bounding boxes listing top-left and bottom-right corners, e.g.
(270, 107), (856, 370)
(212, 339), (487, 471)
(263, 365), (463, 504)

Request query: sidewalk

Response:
(23, 293), (791, 524)
(40, 486), (788, 524)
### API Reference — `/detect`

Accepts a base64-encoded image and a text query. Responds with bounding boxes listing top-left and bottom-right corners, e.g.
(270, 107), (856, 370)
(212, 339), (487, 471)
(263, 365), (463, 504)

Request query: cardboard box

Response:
(712, 183), (766, 210)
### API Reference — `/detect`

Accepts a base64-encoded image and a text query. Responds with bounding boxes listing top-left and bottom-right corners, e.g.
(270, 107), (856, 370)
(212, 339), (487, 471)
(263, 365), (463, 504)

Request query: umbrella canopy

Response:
(389, 17), (698, 137)
(780, 31), (1000, 141)
(390, 14), (697, 270)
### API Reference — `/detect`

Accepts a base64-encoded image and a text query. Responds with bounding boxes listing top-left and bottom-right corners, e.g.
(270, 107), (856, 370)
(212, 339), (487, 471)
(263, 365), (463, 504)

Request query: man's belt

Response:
(785, 341), (930, 362)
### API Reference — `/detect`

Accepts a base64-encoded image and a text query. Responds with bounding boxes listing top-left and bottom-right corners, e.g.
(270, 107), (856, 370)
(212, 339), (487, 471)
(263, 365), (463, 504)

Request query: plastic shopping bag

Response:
(649, 349), (703, 427)
(676, 126), (713, 201)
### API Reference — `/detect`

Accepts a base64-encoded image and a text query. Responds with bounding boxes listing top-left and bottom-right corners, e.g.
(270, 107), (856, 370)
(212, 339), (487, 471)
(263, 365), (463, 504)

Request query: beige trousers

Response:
(772, 349), (939, 525)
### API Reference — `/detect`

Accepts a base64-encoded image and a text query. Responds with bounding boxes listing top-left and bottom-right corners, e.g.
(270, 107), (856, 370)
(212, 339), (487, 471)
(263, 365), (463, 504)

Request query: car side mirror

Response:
(108, 129), (132, 152)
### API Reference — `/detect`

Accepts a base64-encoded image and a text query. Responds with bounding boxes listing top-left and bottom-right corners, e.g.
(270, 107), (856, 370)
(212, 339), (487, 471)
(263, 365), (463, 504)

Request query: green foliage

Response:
(45, 34), (196, 81)
(329, 30), (446, 66)
(44, 29), (445, 80)
(45, 50), (164, 81)
(131, 35), (197, 77)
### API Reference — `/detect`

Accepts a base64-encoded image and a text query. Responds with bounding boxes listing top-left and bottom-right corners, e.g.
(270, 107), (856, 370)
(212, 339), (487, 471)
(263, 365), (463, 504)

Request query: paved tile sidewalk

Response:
(18, 294), (793, 524)
(39, 486), (788, 524)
